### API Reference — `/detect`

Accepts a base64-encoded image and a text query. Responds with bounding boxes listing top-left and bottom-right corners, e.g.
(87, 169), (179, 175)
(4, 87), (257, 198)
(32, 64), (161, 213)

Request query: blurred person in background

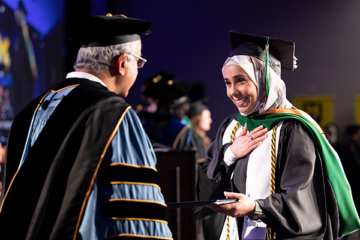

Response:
(137, 71), (174, 124)
(189, 103), (212, 148)
(0, 138), (6, 197)
(143, 76), (206, 160)
(188, 83), (212, 148)
(0, 14), (172, 240)
(324, 123), (341, 152)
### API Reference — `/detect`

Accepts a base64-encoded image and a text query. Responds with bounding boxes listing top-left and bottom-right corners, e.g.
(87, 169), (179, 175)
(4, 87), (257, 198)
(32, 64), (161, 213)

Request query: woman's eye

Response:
(236, 78), (246, 83)
(225, 81), (231, 86)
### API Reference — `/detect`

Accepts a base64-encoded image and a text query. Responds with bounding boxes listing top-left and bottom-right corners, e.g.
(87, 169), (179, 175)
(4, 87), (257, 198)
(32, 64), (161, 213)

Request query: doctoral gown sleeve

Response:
(256, 120), (328, 239)
(79, 109), (172, 240)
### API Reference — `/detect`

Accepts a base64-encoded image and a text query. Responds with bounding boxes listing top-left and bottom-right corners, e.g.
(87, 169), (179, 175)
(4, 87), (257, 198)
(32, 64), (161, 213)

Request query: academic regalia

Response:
(0, 74), (171, 240)
(0, 15), (172, 240)
(203, 113), (339, 239)
(202, 30), (359, 240)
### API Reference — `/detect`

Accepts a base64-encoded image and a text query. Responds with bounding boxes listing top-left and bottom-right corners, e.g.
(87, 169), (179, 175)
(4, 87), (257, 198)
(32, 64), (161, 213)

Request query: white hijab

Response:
(222, 55), (292, 116)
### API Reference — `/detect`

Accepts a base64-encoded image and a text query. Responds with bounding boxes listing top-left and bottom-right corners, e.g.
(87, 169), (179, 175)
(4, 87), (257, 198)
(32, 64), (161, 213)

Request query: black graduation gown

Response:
(0, 78), (133, 240)
(203, 113), (339, 240)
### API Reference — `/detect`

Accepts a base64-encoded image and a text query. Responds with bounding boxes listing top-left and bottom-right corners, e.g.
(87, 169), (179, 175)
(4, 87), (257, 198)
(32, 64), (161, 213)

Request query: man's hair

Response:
(73, 41), (136, 74)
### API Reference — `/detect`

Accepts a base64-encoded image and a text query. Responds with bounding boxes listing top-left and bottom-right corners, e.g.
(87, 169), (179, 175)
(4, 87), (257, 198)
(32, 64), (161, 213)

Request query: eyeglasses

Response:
(127, 53), (147, 68)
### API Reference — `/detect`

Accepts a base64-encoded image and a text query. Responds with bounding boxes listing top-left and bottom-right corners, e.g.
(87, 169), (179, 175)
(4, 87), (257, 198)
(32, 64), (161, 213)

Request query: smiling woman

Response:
(202, 31), (360, 240)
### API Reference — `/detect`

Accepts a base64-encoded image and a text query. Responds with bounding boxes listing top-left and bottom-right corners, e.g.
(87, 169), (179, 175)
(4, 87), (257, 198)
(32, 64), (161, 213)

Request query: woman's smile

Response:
(234, 97), (248, 107)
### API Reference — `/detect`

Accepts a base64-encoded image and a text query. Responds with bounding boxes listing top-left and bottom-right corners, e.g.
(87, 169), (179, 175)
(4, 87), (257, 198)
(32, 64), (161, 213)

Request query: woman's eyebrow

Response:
(232, 74), (247, 79)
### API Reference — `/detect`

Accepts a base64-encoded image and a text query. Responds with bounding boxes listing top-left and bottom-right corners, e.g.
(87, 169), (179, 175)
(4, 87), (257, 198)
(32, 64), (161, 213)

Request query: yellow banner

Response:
(355, 95), (360, 125)
(292, 95), (334, 129)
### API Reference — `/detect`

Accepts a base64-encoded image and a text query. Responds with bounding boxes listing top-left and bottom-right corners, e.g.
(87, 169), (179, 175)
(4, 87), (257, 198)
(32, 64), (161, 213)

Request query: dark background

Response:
(3, 0), (360, 139)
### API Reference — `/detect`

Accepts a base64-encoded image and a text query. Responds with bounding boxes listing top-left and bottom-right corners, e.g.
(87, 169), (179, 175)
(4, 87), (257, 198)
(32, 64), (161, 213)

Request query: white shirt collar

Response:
(66, 71), (107, 87)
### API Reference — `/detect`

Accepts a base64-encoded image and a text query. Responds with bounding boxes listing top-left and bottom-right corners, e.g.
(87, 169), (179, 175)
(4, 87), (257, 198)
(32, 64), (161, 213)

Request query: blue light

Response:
(2, 0), (64, 36)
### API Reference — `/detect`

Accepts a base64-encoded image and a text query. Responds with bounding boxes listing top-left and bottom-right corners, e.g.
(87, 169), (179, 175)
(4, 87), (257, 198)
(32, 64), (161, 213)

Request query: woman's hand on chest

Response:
(230, 123), (268, 158)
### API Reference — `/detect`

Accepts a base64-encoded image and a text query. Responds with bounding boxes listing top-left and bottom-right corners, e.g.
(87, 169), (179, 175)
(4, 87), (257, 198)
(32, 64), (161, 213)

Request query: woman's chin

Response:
(237, 106), (253, 115)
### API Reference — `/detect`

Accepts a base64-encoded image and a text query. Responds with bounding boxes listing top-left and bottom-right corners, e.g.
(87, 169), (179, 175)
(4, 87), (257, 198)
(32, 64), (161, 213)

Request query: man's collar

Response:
(66, 71), (107, 88)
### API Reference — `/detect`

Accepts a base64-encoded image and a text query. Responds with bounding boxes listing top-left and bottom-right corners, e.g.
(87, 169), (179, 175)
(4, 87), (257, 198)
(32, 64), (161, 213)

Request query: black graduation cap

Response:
(143, 72), (191, 104)
(69, 14), (152, 47)
(142, 71), (175, 98)
(229, 30), (296, 76)
(187, 83), (209, 118)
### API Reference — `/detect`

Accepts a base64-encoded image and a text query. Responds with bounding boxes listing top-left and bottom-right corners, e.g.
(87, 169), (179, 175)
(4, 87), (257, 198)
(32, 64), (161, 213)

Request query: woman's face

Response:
(223, 64), (258, 114)
(199, 109), (212, 131)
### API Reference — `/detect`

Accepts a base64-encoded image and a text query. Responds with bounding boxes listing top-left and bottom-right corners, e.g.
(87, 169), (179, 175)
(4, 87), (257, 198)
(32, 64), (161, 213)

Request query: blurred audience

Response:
(189, 106), (212, 147)
(0, 139), (7, 197)
(324, 123), (341, 151)
(337, 125), (360, 239)
(142, 72), (206, 160)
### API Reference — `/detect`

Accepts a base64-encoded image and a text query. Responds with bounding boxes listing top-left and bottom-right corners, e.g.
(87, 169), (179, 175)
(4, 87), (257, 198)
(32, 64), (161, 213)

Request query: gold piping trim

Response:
(51, 84), (80, 93)
(107, 181), (161, 191)
(108, 217), (168, 225)
(35, 89), (52, 112)
(73, 106), (131, 240)
(172, 125), (189, 149)
(107, 233), (172, 239)
(108, 198), (167, 207)
(0, 170), (19, 213)
(109, 162), (157, 172)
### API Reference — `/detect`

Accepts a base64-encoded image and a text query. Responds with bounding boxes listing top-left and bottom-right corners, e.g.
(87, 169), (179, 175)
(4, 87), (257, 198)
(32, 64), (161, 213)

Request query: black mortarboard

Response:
(229, 30), (295, 76)
(142, 71), (175, 98)
(143, 72), (191, 104)
(69, 14), (152, 47)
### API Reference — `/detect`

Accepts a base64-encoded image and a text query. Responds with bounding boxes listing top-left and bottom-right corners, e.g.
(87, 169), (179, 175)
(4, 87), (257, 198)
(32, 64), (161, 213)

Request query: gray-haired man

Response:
(0, 14), (173, 240)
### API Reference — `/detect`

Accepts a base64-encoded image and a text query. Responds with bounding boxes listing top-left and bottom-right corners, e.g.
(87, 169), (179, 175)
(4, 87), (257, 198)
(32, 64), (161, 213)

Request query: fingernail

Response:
(224, 191), (228, 196)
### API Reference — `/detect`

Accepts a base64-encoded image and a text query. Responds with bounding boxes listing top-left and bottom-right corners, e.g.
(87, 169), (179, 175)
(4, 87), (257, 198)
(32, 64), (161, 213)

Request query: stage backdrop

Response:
(109, 0), (360, 139)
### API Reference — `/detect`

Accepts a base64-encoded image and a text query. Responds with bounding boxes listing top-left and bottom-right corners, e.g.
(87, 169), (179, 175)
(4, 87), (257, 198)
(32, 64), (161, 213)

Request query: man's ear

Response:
(116, 54), (127, 76)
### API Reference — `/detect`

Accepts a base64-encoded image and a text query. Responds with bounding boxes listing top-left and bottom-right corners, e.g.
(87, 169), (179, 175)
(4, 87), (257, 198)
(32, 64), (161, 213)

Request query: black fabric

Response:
(145, 80), (191, 103)
(69, 15), (152, 46)
(0, 78), (130, 240)
(175, 127), (206, 161)
(101, 201), (168, 221)
(203, 114), (339, 240)
(99, 165), (159, 185)
(229, 30), (295, 73)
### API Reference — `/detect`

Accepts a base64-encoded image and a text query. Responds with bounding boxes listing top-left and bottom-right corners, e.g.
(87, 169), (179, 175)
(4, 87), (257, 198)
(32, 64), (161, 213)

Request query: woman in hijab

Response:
(203, 31), (359, 240)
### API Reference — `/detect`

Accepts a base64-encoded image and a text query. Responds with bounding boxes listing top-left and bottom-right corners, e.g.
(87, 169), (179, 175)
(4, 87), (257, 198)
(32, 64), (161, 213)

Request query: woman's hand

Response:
(230, 123), (268, 158)
(207, 192), (256, 217)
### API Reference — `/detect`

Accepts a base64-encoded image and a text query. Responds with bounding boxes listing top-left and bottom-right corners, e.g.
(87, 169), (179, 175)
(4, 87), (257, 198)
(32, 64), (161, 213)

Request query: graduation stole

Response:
(237, 108), (360, 237)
